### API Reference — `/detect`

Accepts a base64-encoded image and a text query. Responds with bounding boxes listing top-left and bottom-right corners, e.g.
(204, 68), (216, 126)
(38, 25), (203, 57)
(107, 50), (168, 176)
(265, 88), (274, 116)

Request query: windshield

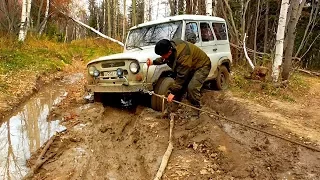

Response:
(126, 21), (182, 50)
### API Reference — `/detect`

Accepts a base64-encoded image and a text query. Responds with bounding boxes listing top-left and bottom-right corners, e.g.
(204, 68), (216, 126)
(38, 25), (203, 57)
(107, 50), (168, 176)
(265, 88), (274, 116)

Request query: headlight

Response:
(93, 69), (100, 77)
(129, 62), (140, 74)
(88, 66), (96, 76)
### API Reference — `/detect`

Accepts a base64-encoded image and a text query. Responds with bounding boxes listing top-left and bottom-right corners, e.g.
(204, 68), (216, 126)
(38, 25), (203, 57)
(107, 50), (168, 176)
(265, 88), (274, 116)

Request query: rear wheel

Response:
(151, 77), (174, 111)
(215, 65), (230, 90)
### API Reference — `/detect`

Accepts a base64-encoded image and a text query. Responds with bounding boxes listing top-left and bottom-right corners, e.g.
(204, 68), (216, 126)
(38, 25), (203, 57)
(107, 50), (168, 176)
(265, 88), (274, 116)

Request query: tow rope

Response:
(141, 90), (320, 152)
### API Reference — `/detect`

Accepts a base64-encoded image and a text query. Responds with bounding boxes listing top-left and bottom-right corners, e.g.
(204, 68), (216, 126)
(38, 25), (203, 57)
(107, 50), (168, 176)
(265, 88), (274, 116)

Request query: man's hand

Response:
(146, 58), (152, 67)
(167, 93), (175, 102)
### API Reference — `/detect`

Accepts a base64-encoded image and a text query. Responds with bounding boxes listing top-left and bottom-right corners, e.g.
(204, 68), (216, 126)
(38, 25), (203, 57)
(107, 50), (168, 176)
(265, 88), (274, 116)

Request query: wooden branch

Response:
(297, 69), (320, 76)
(154, 114), (175, 180)
(23, 129), (66, 180)
(37, 135), (56, 162)
(23, 135), (57, 180)
(23, 153), (57, 180)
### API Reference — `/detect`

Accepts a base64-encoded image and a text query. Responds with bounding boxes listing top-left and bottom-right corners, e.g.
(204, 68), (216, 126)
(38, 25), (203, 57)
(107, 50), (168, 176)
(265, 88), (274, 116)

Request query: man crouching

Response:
(147, 39), (211, 129)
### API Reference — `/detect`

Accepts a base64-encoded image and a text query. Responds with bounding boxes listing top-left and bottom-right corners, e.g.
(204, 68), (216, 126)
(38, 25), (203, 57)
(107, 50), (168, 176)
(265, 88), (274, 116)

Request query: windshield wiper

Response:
(127, 45), (143, 50)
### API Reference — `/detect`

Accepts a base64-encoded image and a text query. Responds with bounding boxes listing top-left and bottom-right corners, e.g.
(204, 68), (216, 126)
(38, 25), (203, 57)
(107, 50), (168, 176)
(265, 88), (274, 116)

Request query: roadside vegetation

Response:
(0, 36), (122, 117)
(230, 64), (310, 104)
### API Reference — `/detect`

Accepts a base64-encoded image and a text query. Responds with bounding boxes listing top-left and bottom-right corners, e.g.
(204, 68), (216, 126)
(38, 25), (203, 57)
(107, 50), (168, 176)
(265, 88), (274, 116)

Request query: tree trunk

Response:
(222, 0), (240, 45)
(178, 0), (184, 15)
(39, 0), (49, 35)
(132, 0), (136, 26)
(282, 0), (306, 80)
(169, 0), (177, 16)
(19, 0), (32, 41)
(122, 0), (126, 41)
(253, 0), (261, 65)
(27, 0), (32, 28)
(107, 0), (111, 37)
(241, 0), (250, 41)
(213, 0), (218, 16)
(96, 8), (100, 31)
(36, 0), (44, 30)
(113, 0), (117, 38)
(263, 0), (269, 53)
(206, 0), (213, 16)
(272, 0), (289, 82)
(144, 0), (150, 22)
(199, 0), (206, 15)
(186, 0), (192, 14)
(295, 1), (319, 57)
(103, 0), (106, 34)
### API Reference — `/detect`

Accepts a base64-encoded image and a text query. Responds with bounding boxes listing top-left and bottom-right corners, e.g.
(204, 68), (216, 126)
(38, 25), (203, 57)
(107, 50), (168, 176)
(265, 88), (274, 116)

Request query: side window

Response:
(185, 22), (199, 43)
(212, 23), (228, 40)
(200, 22), (214, 42)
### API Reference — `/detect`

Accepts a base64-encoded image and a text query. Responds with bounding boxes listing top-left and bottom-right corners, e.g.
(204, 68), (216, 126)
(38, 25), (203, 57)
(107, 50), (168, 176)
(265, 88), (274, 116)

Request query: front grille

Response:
(101, 61), (125, 68)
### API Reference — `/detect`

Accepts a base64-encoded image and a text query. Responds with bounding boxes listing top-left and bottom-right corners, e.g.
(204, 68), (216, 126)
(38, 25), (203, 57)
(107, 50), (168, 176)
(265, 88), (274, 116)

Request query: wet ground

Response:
(1, 72), (320, 180)
(0, 73), (83, 179)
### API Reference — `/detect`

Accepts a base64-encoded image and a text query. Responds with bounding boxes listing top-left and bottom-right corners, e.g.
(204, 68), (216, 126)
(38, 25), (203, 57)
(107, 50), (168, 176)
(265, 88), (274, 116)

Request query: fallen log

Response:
(297, 69), (320, 76)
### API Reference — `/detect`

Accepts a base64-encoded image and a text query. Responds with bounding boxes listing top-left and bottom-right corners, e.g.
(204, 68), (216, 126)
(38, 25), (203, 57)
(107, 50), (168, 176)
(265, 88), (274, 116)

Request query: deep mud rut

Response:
(26, 75), (320, 180)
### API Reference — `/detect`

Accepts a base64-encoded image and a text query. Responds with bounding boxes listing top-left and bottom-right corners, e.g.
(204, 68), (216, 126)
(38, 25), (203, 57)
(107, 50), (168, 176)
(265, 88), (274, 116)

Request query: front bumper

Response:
(85, 83), (153, 93)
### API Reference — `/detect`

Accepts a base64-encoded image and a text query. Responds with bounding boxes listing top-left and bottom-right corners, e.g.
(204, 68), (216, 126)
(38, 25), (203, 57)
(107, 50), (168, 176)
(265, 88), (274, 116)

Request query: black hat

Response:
(155, 39), (172, 55)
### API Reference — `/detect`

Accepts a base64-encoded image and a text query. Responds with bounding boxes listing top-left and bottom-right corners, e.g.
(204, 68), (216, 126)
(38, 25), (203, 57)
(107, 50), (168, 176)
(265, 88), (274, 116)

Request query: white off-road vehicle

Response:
(86, 15), (232, 110)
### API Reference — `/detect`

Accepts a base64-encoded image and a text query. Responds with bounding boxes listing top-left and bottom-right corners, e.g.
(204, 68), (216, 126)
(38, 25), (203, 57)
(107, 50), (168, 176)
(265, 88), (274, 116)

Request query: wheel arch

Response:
(218, 57), (232, 72)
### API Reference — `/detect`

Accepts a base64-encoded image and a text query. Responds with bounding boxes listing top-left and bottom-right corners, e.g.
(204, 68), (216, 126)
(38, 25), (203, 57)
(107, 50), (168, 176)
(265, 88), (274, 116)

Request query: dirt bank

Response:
(25, 73), (320, 179)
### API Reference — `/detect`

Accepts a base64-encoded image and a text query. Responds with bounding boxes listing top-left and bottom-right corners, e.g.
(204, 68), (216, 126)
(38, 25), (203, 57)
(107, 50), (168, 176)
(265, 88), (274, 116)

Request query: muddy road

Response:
(1, 73), (320, 180)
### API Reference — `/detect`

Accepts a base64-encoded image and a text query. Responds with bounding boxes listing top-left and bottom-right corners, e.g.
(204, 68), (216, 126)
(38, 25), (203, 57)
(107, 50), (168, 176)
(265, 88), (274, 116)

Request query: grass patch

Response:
(0, 36), (122, 95)
(230, 66), (310, 104)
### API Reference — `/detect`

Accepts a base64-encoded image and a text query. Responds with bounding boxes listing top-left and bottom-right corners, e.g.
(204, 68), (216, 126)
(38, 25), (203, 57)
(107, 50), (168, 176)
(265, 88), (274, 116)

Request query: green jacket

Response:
(153, 39), (211, 94)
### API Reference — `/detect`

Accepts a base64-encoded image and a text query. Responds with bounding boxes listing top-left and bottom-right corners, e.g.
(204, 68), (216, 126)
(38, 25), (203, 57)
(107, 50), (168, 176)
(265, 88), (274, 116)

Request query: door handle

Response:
(213, 48), (217, 52)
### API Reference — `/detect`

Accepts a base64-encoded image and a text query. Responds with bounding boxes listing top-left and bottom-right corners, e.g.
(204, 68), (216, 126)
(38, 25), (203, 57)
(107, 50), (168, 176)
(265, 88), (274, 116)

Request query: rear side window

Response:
(212, 23), (228, 40)
(200, 22), (214, 42)
(185, 22), (199, 43)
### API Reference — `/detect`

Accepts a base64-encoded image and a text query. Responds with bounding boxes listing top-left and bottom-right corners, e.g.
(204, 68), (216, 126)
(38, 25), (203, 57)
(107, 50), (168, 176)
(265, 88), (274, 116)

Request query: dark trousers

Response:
(173, 65), (211, 107)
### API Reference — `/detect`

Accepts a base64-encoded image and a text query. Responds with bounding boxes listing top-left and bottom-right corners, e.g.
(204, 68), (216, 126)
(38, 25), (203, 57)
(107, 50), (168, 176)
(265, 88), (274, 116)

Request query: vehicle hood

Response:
(87, 47), (160, 66)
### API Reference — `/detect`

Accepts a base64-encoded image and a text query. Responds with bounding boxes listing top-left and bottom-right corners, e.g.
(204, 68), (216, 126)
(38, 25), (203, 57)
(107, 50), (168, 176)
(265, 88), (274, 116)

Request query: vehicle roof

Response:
(129, 15), (226, 30)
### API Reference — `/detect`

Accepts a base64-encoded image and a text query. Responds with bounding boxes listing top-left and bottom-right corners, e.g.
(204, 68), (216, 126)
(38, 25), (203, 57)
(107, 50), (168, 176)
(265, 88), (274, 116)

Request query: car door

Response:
(184, 21), (201, 46)
(211, 21), (232, 61)
(199, 21), (218, 78)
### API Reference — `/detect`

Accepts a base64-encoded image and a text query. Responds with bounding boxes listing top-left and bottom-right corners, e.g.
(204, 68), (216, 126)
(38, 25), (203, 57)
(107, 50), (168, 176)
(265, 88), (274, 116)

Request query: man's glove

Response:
(146, 58), (152, 67)
(167, 93), (175, 102)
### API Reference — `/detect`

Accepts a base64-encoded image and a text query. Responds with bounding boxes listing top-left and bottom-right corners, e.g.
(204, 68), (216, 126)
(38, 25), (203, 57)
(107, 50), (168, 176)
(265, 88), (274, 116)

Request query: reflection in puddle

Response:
(0, 74), (83, 179)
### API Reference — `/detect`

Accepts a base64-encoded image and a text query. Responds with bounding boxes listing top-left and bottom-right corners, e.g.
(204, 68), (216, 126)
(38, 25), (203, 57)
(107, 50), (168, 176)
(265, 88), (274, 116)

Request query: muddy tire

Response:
(151, 77), (174, 111)
(215, 65), (230, 90)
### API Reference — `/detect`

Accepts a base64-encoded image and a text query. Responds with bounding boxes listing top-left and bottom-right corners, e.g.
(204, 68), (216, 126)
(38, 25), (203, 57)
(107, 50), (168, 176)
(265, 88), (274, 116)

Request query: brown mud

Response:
(24, 74), (320, 179)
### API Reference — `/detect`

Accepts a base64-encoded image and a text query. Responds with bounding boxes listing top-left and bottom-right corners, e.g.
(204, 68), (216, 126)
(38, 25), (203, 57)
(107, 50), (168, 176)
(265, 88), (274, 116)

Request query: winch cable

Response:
(144, 90), (320, 152)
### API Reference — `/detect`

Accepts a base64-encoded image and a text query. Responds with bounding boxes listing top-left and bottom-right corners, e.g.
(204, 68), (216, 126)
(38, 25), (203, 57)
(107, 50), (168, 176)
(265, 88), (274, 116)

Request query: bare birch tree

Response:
(107, 0), (111, 37)
(39, 0), (50, 35)
(123, 0), (126, 41)
(272, 0), (289, 82)
(206, 0), (213, 16)
(144, 0), (150, 22)
(18, 0), (32, 41)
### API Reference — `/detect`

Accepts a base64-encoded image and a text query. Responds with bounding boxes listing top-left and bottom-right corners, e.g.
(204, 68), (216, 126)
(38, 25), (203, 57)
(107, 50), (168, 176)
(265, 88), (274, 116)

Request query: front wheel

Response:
(151, 77), (174, 111)
(215, 65), (230, 90)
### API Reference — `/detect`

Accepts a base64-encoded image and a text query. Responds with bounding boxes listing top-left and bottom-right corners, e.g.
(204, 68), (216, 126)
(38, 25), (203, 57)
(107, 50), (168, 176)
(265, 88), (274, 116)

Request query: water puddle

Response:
(0, 73), (83, 179)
